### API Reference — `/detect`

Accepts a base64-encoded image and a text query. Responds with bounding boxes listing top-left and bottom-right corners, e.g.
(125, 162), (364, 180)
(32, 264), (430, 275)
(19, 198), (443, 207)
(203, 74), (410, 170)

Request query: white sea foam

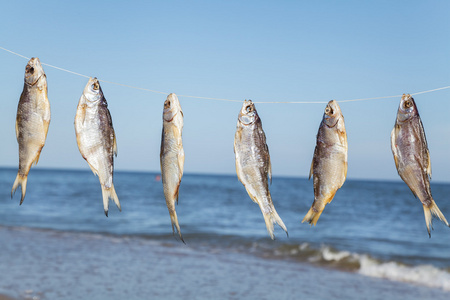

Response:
(358, 255), (450, 291)
(299, 245), (450, 291)
(321, 246), (353, 261)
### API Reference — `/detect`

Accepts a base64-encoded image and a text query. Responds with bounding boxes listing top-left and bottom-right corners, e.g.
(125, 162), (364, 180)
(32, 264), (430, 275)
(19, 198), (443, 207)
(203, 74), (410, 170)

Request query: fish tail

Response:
(302, 194), (335, 226)
(423, 200), (449, 237)
(169, 210), (185, 244)
(302, 202), (325, 226)
(261, 206), (288, 240)
(101, 184), (121, 217)
(302, 207), (323, 226)
(11, 173), (28, 205)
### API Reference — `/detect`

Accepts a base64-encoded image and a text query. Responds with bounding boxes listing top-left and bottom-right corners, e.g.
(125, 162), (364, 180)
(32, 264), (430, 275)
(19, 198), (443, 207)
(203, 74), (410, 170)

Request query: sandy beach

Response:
(0, 226), (449, 300)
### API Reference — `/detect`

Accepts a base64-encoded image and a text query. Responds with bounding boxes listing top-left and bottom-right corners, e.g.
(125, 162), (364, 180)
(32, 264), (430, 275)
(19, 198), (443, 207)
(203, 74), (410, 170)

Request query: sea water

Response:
(0, 168), (449, 299)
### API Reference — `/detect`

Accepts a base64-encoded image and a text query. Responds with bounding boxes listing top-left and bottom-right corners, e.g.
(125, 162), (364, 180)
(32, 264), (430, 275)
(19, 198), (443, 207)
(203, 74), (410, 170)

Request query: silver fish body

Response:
(234, 100), (287, 239)
(12, 57), (51, 204)
(160, 93), (185, 242)
(74, 78), (120, 216)
(391, 94), (449, 236)
(303, 100), (347, 226)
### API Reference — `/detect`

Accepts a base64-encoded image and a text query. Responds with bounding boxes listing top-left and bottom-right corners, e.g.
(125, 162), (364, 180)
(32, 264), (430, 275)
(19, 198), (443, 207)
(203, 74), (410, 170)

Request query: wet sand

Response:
(0, 227), (449, 300)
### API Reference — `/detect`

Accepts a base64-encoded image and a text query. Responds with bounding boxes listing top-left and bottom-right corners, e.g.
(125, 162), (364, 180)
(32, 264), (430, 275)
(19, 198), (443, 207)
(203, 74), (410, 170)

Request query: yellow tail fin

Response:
(261, 206), (288, 240)
(101, 184), (121, 217)
(302, 206), (324, 226)
(423, 200), (449, 237)
(11, 173), (28, 205)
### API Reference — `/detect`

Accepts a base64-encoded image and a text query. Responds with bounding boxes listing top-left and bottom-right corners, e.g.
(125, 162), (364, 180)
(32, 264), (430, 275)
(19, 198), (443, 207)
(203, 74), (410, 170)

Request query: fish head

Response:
(163, 93), (182, 122)
(323, 100), (342, 127)
(24, 57), (45, 86)
(396, 94), (418, 123)
(82, 77), (103, 103)
(238, 100), (258, 125)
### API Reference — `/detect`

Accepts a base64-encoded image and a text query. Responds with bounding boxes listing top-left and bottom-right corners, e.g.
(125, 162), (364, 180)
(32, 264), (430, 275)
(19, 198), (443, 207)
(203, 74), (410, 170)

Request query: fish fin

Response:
(169, 209), (185, 244)
(15, 118), (19, 141)
(173, 183), (181, 205)
(11, 173), (28, 205)
(309, 158), (314, 180)
(260, 205), (288, 240)
(426, 149), (432, 180)
(78, 103), (87, 125)
(337, 122), (347, 146)
(113, 133), (118, 157)
(423, 199), (450, 237)
(343, 160), (348, 182)
(175, 149), (184, 206)
(391, 126), (400, 170)
(32, 146), (44, 166)
(268, 158), (272, 185)
(393, 155), (399, 171)
(86, 161), (99, 177)
(302, 193), (335, 226)
(423, 200), (449, 237)
(101, 184), (121, 217)
(302, 206), (323, 226)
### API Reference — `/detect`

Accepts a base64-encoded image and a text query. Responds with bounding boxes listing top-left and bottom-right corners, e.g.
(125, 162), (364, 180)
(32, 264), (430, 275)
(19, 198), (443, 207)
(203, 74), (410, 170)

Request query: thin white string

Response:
(41, 62), (91, 79)
(2, 46), (449, 104)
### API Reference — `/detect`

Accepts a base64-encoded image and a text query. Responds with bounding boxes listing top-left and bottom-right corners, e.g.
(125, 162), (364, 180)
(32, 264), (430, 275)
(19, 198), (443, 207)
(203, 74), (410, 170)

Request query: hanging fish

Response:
(391, 94), (449, 236)
(11, 57), (51, 204)
(74, 77), (120, 216)
(160, 93), (185, 242)
(303, 100), (347, 226)
(234, 100), (288, 239)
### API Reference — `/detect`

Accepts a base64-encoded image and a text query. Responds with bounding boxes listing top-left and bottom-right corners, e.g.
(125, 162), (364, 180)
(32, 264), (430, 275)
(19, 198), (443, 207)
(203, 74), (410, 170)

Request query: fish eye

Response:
(325, 106), (333, 115)
(93, 82), (99, 90)
(246, 105), (253, 113)
(26, 65), (34, 74)
(164, 100), (171, 109)
(403, 100), (412, 108)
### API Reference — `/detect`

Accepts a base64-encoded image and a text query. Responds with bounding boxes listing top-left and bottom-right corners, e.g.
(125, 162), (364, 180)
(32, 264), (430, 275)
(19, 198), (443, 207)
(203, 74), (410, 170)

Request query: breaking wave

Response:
(249, 242), (450, 291)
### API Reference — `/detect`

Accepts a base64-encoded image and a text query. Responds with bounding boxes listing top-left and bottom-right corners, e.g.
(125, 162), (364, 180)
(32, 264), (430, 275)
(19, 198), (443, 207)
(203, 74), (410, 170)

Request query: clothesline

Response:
(1, 46), (449, 104)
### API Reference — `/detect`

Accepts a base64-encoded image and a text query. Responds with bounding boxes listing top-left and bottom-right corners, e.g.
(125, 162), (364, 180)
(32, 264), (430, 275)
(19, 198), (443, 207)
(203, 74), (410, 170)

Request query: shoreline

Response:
(0, 226), (449, 300)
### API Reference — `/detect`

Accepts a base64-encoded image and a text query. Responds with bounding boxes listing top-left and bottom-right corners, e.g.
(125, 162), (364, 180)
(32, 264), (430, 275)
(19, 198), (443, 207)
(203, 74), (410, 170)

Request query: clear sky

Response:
(1, 1), (449, 181)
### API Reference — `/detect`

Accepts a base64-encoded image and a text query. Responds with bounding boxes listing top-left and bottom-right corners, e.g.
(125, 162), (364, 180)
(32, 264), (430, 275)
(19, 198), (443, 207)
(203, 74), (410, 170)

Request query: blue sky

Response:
(1, 1), (449, 181)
